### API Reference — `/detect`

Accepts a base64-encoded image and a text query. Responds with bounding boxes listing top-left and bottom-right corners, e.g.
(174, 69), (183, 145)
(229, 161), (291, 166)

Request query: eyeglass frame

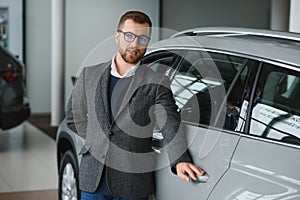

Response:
(117, 30), (150, 45)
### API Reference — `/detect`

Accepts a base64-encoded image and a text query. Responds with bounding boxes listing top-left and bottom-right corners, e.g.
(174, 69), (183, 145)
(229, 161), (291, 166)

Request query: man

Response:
(67, 11), (204, 200)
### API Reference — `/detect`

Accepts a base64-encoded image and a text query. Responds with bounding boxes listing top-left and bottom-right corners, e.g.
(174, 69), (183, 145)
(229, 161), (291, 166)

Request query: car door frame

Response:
(144, 48), (252, 200)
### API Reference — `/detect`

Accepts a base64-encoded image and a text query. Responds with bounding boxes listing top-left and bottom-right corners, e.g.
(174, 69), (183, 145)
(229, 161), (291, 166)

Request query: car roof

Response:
(148, 33), (300, 68)
(171, 26), (300, 40)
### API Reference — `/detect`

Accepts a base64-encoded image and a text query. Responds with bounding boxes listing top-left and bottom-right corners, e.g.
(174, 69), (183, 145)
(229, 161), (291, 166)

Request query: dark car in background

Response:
(56, 27), (300, 200)
(0, 46), (30, 130)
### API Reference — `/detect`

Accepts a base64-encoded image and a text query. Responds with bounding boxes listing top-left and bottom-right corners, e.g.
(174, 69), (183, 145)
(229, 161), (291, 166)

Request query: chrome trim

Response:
(208, 33), (247, 37)
(172, 27), (300, 41)
(193, 30), (300, 42)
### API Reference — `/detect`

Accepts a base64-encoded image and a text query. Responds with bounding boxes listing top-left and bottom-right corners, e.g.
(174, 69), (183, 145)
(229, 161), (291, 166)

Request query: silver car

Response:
(56, 28), (300, 200)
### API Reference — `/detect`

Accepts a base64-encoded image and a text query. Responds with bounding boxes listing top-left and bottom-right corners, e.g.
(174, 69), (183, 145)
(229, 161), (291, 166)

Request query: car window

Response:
(147, 56), (175, 76)
(248, 63), (300, 145)
(171, 50), (249, 127)
(142, 50), (179, 77)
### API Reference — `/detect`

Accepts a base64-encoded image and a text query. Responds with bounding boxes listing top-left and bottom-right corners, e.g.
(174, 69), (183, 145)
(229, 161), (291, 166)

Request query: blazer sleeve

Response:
(154, 75), (192, 174)
(66, 67), (88, 139)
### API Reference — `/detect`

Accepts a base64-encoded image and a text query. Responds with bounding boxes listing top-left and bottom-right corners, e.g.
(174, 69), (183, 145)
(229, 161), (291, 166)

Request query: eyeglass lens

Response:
(119, 30), (149, 45)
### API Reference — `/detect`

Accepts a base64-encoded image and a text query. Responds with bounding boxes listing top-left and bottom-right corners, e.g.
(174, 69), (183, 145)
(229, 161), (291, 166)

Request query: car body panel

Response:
(155, 125), (240, 200)
(209, 136), (300, 199)
(56, 119), (85, 165)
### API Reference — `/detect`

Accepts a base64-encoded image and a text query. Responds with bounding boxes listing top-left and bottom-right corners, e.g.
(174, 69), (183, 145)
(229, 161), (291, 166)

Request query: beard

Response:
(119, 47), (146, 64)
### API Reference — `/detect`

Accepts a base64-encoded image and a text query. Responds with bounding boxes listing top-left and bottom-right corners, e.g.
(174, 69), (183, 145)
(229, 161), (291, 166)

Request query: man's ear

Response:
(115, 31), (120, 44)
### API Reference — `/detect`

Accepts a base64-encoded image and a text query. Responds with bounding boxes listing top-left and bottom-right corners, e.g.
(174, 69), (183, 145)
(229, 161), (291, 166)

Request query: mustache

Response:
(126, 48), (140, 52)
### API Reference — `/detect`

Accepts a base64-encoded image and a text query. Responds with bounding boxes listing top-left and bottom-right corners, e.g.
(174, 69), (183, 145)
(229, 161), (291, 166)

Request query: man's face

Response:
(115, 19), (151, 65)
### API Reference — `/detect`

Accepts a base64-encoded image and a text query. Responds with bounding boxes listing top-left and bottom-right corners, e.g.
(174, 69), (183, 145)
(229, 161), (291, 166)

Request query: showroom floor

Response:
(0, 122), (58, 200)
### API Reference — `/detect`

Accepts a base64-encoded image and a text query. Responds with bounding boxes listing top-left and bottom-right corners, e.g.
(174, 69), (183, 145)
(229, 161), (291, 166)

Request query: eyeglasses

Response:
(117, 30), (150, 45)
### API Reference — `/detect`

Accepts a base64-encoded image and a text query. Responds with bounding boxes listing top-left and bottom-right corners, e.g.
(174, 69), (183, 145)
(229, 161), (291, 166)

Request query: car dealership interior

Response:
(0, 0), (299, 199)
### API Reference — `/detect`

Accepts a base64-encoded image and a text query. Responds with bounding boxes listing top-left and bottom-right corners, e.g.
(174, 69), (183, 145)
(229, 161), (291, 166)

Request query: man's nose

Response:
(130, 37), (140, 46)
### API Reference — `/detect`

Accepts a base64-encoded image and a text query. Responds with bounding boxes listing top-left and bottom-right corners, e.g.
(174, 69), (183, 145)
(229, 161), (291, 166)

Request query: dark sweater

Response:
(108, 75), (133, 122)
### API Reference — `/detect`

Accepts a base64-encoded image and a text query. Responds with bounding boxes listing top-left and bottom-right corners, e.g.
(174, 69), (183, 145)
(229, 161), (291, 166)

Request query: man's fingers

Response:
(176, 162), (206, 182)
(190, 164), (205, 175)
(185, 167), (197, 180)
(178, 170), (190, 182)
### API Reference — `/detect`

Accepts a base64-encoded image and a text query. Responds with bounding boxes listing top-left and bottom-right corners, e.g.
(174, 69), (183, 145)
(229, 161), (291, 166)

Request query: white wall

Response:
(289, 0), (300, 33)
(26, 0), (51, 113)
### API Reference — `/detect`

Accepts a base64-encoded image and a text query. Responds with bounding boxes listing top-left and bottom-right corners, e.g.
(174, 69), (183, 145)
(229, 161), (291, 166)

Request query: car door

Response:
(209, 62), (300, 199)
(148, 49), (257, 200)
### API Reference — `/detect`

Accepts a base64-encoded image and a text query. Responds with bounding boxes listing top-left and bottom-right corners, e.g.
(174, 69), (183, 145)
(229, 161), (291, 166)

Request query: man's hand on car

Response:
(176, 162), (205, 182)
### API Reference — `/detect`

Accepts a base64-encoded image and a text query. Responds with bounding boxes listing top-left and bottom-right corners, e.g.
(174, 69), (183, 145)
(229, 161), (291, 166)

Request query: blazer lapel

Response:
(96, 64), (111, 124)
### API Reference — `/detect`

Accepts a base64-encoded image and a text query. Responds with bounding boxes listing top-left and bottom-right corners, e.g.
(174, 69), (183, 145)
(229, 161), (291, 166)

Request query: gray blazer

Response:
(66, 61), (191, 198)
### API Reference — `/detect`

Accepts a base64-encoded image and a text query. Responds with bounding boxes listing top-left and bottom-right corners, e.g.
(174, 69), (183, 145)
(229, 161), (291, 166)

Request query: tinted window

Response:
(170, 50), (249, 127)
(142, 50), (179, 77)
(248, 63), (300, 145)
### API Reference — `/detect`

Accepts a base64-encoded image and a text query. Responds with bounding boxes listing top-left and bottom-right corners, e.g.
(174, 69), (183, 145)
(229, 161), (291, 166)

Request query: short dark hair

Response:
(117, 11), (152, 30)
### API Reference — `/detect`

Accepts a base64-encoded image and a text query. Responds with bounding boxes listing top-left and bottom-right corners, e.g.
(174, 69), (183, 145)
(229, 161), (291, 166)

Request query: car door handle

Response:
(190, 174), (209, 184)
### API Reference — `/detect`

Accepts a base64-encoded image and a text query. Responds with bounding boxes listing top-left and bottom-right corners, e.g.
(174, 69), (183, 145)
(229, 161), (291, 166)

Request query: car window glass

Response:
(142, 50), (179, 77)
(147, 56), (175, 76)
(171, 50), (248, 127)
(249, 63), (300, 145)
